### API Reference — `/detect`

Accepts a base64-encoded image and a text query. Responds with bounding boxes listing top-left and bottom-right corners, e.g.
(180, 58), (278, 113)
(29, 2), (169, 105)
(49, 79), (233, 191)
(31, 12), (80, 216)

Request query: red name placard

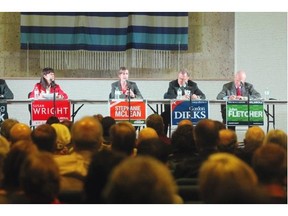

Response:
(109, 100), (146, 125)
(31, 100), (71, 126)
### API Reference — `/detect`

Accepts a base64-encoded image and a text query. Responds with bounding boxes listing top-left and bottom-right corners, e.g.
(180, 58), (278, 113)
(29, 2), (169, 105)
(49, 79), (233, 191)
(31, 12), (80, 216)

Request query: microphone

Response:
(126, 80), (130, 89)
(240, 81), (244, 87)
(50, 79), (55, 87)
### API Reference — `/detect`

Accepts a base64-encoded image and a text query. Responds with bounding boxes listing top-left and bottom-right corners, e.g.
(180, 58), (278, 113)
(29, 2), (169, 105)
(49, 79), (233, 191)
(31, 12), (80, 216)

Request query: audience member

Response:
(137, 138), (170, 164)
(161, 69), (206, 135)
(30, 124), (57, 153)
(136, 127), (158, 146)
(0, 136), (10, 185)
(28, 67), (68, 99)
(263, 129), (287, 149)
(252, 143), (287, 203)
(19, 152), (61, 204)
(54, 116), (103, 191)
(84, 150), (126, 204)
(61, 119), (73, 131)
(178, 119), (193, 127)
(103, 156), (182, 204)
(110, 121), (136, 156)
(0, 140), (38, 202)
(51, 123), (72, 154)
(168, 124), (198, 176)
(110, 66), (143, 99)
(173, 119), (219, 179)
(9, 123), (31, 145)
(236, 126), (265, 166)
(46, 116), (60, 125)
(101, 116), (116, 146)
(0, 118), (19, 143)
(217, 129), (238, 153)
(199, 152), (268, 204)
(146, 113), (171, 145)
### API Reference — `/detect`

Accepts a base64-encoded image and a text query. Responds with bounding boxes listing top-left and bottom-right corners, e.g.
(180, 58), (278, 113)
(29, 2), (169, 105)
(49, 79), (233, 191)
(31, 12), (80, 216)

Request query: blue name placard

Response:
(171, 100), (209, 126)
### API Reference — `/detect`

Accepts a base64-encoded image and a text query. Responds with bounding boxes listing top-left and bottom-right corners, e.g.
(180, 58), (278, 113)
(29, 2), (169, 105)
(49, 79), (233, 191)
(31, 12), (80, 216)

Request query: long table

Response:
(3, 99), (287, 132)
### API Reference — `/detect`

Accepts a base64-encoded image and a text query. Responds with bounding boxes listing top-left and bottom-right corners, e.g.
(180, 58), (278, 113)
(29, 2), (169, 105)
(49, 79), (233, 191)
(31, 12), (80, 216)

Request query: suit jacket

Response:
(0, 79), (14, 99)
(110, 80), (143, 99)
(164, 79), (206, 99)
(216, 81), (261, 100)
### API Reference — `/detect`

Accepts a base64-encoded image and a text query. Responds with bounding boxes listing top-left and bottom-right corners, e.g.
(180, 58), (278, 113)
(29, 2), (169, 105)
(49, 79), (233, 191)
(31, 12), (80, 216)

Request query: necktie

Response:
(236, 87), (241, 96)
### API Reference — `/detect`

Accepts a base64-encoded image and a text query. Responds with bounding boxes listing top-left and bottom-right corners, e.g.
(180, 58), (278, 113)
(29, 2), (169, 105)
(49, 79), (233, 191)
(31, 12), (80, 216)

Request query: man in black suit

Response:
(216, 70), (261, 128)
(109, 67), (143, 99)
(161, 69), (206, 135)
(0, 79), (14, 99)
(0, 79), (14, 123)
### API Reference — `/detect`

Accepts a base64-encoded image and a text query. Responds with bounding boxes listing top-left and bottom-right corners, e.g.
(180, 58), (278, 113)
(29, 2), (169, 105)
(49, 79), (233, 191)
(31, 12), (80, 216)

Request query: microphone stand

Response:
(51, 81), (56, 117)
(246, 86), (251, 128)
(127, 82), (131, 122)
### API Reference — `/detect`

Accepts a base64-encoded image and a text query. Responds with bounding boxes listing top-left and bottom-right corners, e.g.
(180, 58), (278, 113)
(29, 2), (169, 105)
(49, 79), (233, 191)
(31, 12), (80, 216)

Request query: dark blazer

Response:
(0, 79), (14, 99)
(164, 79), (206, 99)
(216, 81), (261, 100)
(110, 80), (143, 99)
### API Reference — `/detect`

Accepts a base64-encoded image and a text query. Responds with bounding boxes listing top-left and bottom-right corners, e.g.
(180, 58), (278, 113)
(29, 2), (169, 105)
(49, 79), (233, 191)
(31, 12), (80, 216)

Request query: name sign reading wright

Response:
(31, 100), (71, 126)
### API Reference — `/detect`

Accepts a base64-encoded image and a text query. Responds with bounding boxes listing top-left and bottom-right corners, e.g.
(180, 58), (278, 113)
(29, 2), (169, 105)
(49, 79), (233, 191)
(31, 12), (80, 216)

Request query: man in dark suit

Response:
(0, 79), (14, 99)
(216, 70), (261, 128)
(109, 67), (143, 99)
(0, 79), (14, 123)
(161, 69), (206, 135)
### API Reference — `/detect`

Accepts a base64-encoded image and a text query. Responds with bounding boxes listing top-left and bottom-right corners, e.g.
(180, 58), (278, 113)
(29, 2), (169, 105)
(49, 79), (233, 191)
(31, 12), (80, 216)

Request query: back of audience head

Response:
(9, 123), (31, 145)
(31, 124), (57, 153)
(71, 116), (103, 152)
(252, 143), (287, 185)
(84, 150), (126, 204)
(2, 140), (38, 192)
(103, 156), (180, 204)
(110, 121), (136, 156)
(60, 119), (73, 131)
(244, 126), (265, 150)
(101, 116), (116, 142)
(19, 151), (60, 204)
(171, 124), (197, 154)
(137, 138), (169, 164)
(146, 114), (166, 136)
(0, 118), (19, 142)
(0, 136), (10, 183)
(194, 119), (219, 153)
(263, 129), (287, 149)
(218, 129), (238, 153)
(199, 152), (268, 204)
(51, 123), (71, 154)
(178, 119), (193, 127)
(137, 127), (158, 146)
(45, 116), (60, 125)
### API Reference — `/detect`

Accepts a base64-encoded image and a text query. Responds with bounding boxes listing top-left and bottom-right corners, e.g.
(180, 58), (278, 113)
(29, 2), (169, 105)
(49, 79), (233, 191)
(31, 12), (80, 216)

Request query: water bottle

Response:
(264, 88), (270, 100)
(115, 87), (121, 99)
(177, 88), (182, 99)
(34, 88), (39, 99)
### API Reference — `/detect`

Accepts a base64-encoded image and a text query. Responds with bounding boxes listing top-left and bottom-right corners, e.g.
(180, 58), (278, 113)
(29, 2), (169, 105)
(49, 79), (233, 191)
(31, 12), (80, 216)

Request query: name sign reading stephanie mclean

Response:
(171, 100), (209, 126)
(226, 100), (264, 126)
(109, 100), (146, 125)
(31, 100), (71, 126)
